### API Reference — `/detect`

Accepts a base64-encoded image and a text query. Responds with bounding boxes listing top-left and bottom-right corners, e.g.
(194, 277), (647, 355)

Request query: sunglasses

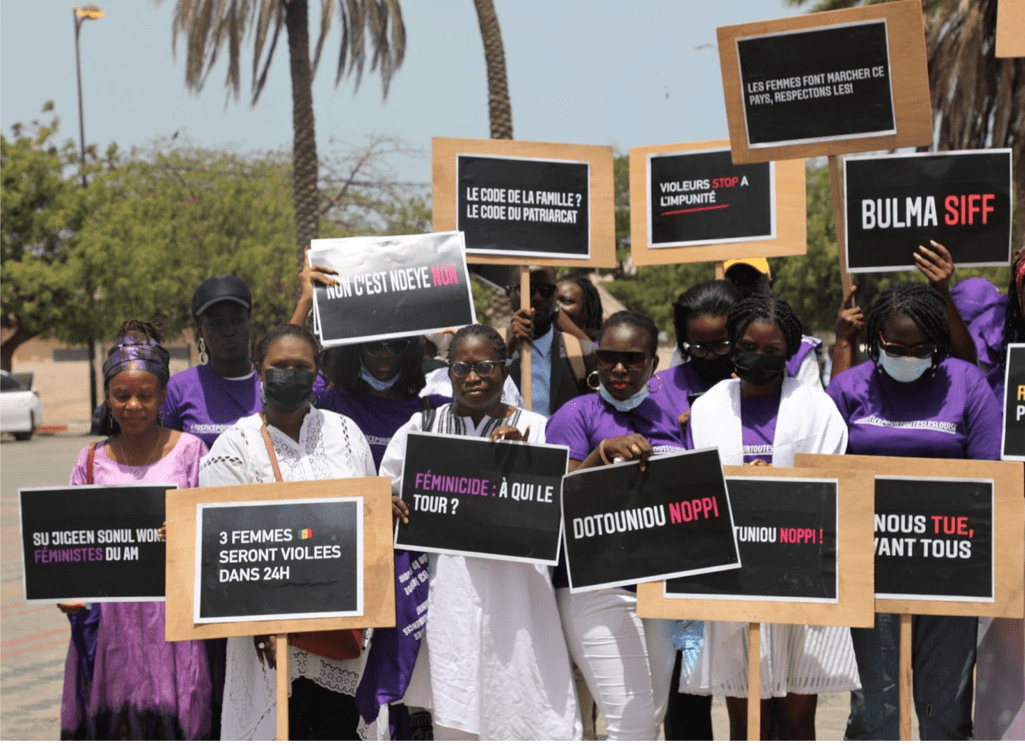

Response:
(362, 339), (410, 357)
(684, 340), (731, 358)
(878, 334), (937, 359)
(449, 360), (501, 378)
(506, 282), (558, 300)
(596, 350), (651, 370)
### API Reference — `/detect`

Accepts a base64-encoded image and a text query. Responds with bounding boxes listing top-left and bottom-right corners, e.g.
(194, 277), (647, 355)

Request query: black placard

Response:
(195, 498), (362, 623)
(309, 232), (475, 347)
(647, 149), (774, 248)
(19, 484), (171, 602)
(844, 150), (1013, 272)
(873, 477), (993, 601)
(456, 154), (590, 259)
(665, 477), (838, 602)
(562, 449), (739, 591)
(1002, 344), (1025, 461)
(737, 19), (895, 148)
(395, 433), (568, 564)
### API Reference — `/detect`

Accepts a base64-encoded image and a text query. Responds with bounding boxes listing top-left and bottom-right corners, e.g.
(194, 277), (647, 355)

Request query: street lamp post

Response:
(72, 4), (104, 414)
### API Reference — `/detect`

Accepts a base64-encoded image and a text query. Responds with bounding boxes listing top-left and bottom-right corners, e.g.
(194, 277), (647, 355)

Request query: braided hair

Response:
(864, 282), (950, 360)
(999, 252), (1025, 369)
(672, 280), (740, 359)
(601, 310), (659, 356)
(726, 294), (803, 360)
(559, 275), (604, 341)
(449, 324), (508, 365)
(326, 336), (426, 398)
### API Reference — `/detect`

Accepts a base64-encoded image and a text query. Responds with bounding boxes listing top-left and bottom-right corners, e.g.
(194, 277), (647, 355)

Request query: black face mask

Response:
(732, 349), (787, 386)
(690, 354), (735, 385)
(261, 369), (316, 412)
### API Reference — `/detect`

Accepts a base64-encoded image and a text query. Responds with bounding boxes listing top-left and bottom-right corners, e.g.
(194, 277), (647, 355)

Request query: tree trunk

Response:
(473, 0), (513, 140)
(1, 326), (38, 373)
(285, 0), (319, 270)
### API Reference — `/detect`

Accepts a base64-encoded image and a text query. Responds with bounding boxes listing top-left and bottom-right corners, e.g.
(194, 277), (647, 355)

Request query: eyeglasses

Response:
(684, 340), (731, 358)
(449, 360), (500, 378)
(596, 350), (651, 370)
(362, 339), (410, 357)
(506, 282), (558, 300)
(878, 334), (937, 359)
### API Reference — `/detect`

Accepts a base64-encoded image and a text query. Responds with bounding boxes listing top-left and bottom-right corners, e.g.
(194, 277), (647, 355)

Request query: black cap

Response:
(191, 275), (252, 320)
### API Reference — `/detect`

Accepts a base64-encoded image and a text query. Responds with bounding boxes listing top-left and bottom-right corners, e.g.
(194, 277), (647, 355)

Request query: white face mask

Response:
(878, 350), (933, 383)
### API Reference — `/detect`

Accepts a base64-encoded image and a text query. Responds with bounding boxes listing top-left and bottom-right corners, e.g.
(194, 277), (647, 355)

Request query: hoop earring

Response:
(648, 373), (663, 394)
(198, 337), (209, 366)
(586, 370), (600, 392)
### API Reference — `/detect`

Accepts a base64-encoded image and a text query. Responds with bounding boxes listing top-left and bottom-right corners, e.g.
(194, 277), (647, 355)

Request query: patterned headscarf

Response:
(102, 337), (171, 387)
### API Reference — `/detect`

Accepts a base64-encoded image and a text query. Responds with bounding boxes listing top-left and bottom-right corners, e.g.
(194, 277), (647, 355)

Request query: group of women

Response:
(57, 246), (1023, 741)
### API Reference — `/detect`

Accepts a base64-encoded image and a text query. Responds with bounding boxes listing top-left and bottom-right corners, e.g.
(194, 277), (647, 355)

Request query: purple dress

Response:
(61, 434), (216, 740)
(160, 365), (261, 448)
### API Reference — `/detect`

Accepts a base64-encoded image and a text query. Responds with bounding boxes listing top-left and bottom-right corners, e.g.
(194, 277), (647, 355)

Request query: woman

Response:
(199, 324), (376, 740)
(60, 330), (214, 739)
(381, 324), (580, 740)
(557, 275), (604, 342)
(545, 310), (680, 740)
(827, 282), (1002, 740)
(658, 280), (742, 740)
(685, 294), (856, 740)
(162, 275), (261, 447)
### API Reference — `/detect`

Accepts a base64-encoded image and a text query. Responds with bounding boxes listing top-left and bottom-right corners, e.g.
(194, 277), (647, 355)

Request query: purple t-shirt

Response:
(787, 335), (823, 379)
(315, 389), (451, 469)
(826, 357), (1001, 461)
(545, 391), (687, 462)
(654, 362), (716, 427)
(161, 365), (261, 448)
(741, 392), (781, 464)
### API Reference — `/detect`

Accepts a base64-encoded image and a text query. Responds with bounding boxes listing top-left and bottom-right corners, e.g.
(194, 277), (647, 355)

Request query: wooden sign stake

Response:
(828, 155), (854, 301)
(277, 633), (289, 740)
(748, 622), (762, 740)
(519, 265), (532, 411)
(899, 614), (912, 740)
(715, 261), (725, 280)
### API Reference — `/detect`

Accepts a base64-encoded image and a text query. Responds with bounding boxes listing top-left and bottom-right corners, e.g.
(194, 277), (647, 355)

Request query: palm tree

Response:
(472, 0), (513, 140)
(787, 0), (1025, 249)
(166, 0), (405, 265)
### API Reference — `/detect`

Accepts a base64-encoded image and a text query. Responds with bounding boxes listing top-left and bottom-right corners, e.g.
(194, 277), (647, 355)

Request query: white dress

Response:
(199, 409), (379, 740)
(380, 403), (581, 740)
(685, 377), (861, 698)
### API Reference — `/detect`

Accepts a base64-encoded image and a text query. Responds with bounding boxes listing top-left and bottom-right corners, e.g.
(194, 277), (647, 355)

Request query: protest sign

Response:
(432, 137), (616, 269)
(308, 232), (475, 347)
(562, 448), (739, 592)
(20, 484), (172, 603)
(873, 477), (994, 602)
(795, 454), (1024, 618)
(636, 467), (875, 628)
(718, 0), (931, 164)
(194, 497), (362, 624)
(165, 477), (395, 641)
(1002, 344), (1025, 461)
(844, 150), (1012, 272)
(395, 432), (567, 565)
(664, 476), (838, 602)
(997, 0), (1025, 57)
(629, 140), (806, 265)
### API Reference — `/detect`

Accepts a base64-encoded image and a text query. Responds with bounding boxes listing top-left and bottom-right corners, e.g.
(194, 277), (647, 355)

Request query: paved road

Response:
(1, 432), (93, 740)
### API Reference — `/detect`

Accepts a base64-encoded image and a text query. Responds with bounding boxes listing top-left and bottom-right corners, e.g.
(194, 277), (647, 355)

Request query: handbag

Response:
(259, 414), (364, 661)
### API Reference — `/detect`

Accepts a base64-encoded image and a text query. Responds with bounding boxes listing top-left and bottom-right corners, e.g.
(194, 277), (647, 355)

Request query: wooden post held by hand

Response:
(748, 622), (762, 740)
(520, 265), (532, 411)
(277, 633), (289, 740)
(828, 155), (854, 302)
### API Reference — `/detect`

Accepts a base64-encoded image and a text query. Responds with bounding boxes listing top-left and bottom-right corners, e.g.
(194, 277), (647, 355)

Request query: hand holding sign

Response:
(914, 240), (954, 290)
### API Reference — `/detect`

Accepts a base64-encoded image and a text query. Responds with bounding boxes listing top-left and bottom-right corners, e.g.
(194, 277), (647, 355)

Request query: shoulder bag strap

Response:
(86, 441), (100, 485)
(258, 415), (284, 483)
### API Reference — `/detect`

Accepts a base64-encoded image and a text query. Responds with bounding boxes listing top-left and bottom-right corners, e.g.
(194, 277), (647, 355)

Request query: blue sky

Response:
(1, 1), (802, 183)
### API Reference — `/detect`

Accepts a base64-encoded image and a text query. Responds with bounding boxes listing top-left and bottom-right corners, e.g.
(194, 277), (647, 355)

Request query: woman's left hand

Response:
(157, 521), (166, 542)
(914, 240), (954, 292)
(746, 459), (771, 467)
(489, 425), (530, 443)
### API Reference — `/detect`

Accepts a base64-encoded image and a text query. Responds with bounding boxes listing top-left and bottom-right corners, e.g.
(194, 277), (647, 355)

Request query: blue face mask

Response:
(598, 382), (650, 412)
(360, 363), (400, 391)
(877, 351), (933, 383)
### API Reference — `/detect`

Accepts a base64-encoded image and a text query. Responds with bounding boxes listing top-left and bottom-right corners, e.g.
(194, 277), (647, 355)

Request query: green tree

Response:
(166, 0), (406, 265)
(787, 0), (1025, 249)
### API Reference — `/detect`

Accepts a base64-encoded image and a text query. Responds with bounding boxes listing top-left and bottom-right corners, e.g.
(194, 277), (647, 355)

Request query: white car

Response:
(1, 370), (43, 440)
